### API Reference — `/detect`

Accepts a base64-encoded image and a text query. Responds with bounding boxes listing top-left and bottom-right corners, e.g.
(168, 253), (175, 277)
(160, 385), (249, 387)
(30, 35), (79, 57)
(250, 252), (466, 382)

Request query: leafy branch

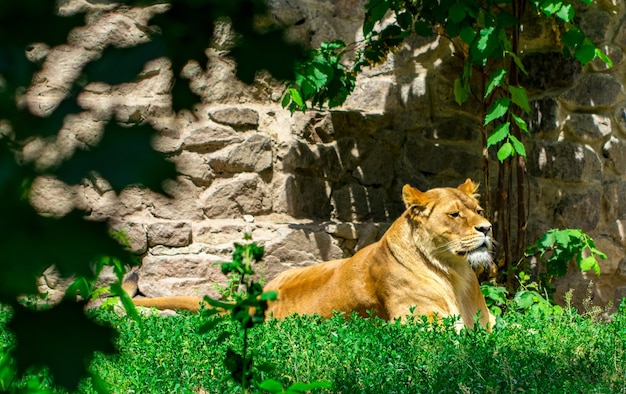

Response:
(198, 234), (330, 393)
(525, 228), (606, 284)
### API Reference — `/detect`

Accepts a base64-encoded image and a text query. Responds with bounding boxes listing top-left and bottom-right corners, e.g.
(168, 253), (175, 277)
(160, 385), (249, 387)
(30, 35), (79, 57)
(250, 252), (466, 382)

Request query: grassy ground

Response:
(2, 302), (626, 393)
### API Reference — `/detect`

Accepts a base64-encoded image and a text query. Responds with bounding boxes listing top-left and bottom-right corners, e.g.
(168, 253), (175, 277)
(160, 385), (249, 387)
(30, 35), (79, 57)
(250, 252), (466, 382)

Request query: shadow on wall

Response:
(282, 33), (486, 222)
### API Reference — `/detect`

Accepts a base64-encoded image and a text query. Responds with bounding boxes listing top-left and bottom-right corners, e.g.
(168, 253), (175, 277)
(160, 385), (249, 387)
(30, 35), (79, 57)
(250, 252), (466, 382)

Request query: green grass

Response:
(2, 303), (626, 393)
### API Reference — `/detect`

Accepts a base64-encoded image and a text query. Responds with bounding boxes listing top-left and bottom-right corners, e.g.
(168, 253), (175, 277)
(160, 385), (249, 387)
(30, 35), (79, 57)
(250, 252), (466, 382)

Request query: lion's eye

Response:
(449, 212), (461, 218)
(477, 209), (485, 216)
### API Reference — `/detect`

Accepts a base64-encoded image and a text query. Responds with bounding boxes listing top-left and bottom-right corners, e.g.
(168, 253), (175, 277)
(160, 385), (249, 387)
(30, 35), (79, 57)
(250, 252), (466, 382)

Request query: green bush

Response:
(2, 301), (622, 393)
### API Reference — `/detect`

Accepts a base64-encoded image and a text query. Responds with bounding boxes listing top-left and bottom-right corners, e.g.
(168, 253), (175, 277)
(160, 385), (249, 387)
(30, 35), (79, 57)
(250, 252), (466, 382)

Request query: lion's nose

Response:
(475, 224), (492, 234)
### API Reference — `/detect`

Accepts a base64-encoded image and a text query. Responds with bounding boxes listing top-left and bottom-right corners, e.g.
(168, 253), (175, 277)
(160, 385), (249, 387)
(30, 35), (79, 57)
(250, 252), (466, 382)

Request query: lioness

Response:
(127, 179), (495, 330)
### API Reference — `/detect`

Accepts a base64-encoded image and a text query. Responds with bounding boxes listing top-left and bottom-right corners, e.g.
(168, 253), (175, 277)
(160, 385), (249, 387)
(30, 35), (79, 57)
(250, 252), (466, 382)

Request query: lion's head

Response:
(402, 179), (493, 269)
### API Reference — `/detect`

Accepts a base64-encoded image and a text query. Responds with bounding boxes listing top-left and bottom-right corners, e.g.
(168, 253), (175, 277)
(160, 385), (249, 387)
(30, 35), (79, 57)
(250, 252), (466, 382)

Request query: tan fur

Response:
(121, 271), (210, 312)
(125, 179), (495, 330)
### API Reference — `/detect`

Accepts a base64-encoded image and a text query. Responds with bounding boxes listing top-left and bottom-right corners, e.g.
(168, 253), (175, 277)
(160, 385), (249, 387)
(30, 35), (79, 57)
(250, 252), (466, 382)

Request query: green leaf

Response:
(203, 297), (235, 310)
(554, 229), (572, 248)
(258, 379), (284, 393)
(514, 290), (537, 309)
(261, 290), (278, 301)
(579, 255), (600, 276)
(454, 77), (470, 105)
(484, 68), (507, 98)
(364, 0), (388, 36)
(65, 277), (92, 302)
(481, 284), (508, 304)
(459, 25), (476, 45)
(538, 230), (556, 251)
(509, 134), (526, 156)
(414, 20), (433, 36)
(311, 62), (332, 87)
(299, 78), (317, 99)
(476, 26), (495, 51)
(575, 41), (597, 65)
(484, 98), (510, 125)
(289, 87), (304, 107)
(506, 51), (528, 75)
(512, 113), (530, 135)
(556, 3), (574, 22)
(396, 11), (413, 30)
(448, 3), (466, 23)
(595, 47), (613, 68)
(281, 91), (292, 108)
(112, 282), (141, 325)
(320, 40), (345, 51)
(561, 27), (585, 49)
(496, 141), (514, 161)
(539, 0), (562, 17)
(0, 350), (17, 391)
(487, 122), (510, 148)
(508, 85), (530, 113)
(287, 381), (333, 392)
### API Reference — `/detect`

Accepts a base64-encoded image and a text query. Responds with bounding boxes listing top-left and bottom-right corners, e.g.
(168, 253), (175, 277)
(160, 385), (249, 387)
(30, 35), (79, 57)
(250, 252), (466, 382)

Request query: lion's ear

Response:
(402, 184), (432, 212)
(457, 178), (480, 197)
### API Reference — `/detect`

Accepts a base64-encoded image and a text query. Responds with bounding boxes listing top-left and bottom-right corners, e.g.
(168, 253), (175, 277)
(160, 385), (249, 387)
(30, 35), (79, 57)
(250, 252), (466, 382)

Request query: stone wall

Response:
(30, 0), (626, 311)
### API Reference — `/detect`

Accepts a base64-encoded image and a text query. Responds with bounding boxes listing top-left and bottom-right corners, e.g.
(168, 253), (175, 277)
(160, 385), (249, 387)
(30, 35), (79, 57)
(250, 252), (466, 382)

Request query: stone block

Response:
(520, 52), (581, 92)
(283, 174), (331, 219)
(614, 106), (626, 134)
(371, 129), (406, 152)
(138, 254), (225, 298)
(341, 76), (398, 113)
(579, 9), (611, 43)
(173, 151), (213, 184)
(527, 141), (602, 181)
(602, 136), (626, 175)
(183, 124), (244, 152)
(331, 183), (397, 221)
(330, 111), (393, 137)
(317, 142), (349, 181)
(209, 107), (259, 130)
(526, 98), (559, 134)
(110, 221), (148, 255)
(147, 177), (205, 220)
(564, 113), (611, 142)
(560, 74), (623, 110)
(324, 222), (358, 240)
(615, 18), (626, 50)
(263, 226), (344, 273)
(554, 188), (602, 232)
(292, 112), (335, 144)
(209, 133), (273, 173)
(603, 180), (626, 219)
(282, 140), (318, 170)
(424, 117), (478, 141)
(352, 144), (395, 188)
(201, 173), (272, 218)
(147, 221), (193, 248)
(28, 176), (76, 217)
(402, 135), (483, 177)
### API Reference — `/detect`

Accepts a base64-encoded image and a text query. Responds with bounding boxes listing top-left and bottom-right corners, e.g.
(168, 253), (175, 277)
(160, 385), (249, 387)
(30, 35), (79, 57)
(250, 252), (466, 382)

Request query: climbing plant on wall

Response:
(281, 0), (612, 285)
